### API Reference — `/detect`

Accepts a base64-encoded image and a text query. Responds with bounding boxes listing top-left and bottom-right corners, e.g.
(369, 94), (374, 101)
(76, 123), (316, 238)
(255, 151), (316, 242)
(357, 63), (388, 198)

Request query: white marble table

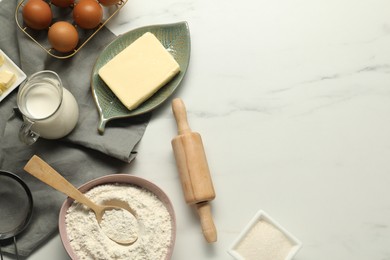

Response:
(11, 0), (390, 259)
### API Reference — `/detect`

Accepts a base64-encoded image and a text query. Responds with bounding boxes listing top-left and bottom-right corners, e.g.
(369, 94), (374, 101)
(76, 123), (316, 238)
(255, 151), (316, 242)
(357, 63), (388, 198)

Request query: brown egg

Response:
(48, 21), (79, 53)
(51, 0), (74, 8)
(22, 0), (52, 30)
(98, 0), (121, 6)
(73, 0), (103, 29)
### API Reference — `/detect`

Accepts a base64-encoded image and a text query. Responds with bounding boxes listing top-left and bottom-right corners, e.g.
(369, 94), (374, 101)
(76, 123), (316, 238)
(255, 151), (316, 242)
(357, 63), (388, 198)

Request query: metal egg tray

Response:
(15, 0), (128, 59)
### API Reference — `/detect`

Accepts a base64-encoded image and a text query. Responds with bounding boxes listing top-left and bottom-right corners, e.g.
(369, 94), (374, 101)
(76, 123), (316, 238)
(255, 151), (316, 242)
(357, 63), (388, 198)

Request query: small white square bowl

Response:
(228, 210), (302, 260)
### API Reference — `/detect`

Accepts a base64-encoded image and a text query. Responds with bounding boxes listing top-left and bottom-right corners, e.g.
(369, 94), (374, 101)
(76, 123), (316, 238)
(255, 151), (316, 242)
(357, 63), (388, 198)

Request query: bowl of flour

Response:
(58, 174), (176, 260)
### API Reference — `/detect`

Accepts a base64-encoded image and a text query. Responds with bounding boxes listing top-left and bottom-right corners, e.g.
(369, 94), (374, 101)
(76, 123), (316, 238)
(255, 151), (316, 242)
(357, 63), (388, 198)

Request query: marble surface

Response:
(8, 0), (390, 259)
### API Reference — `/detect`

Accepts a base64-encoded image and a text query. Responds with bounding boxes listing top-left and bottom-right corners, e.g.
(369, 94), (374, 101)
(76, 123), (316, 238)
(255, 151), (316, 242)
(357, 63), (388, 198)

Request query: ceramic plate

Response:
(0, 49), (27, 102)
(91, 21), (191, 134)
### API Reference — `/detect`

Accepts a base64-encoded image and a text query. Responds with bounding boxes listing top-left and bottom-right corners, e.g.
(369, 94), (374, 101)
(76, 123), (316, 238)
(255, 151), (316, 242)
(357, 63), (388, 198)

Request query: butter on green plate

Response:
(91, 22), (191, 134)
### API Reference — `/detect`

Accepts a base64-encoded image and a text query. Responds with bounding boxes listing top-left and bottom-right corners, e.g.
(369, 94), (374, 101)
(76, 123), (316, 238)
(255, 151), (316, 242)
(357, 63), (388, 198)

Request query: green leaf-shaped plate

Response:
(91, 21), (191, 134)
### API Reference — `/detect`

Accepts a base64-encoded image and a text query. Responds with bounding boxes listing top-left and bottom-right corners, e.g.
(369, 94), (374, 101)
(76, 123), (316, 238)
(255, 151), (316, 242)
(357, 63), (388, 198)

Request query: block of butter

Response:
(0, 70), (16, 95)
(99, 32), (180, 110)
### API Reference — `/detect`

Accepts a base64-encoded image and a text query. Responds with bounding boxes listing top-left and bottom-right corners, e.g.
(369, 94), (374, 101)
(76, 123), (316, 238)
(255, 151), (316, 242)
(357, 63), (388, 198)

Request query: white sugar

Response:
(234, 219), (294, 260)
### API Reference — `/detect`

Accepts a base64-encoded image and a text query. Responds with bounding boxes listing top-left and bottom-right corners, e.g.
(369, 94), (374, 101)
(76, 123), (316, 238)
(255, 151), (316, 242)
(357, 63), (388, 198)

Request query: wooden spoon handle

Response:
(172, 98), (191, 135)
(24, 155), (98, 211)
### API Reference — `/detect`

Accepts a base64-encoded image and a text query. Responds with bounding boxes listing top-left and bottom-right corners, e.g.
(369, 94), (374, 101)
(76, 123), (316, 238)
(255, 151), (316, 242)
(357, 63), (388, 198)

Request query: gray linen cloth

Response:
(0, 0), (151, 256)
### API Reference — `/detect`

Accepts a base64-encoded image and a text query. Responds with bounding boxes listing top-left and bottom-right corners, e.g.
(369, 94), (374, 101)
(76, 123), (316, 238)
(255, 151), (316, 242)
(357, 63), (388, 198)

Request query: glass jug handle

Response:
(19, 117), (40, 145)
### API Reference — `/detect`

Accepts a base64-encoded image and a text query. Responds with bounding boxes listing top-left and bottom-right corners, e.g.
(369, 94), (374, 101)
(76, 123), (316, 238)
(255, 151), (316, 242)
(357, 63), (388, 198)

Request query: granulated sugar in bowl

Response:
(228, 210), (302, 260)
(58, 174), (176, 260)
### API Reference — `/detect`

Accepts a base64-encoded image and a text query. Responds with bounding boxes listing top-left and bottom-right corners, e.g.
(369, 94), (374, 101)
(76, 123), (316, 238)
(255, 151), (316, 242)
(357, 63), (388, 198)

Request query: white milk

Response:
(25, 84), (61, 119)
(26, 85), (79, 139)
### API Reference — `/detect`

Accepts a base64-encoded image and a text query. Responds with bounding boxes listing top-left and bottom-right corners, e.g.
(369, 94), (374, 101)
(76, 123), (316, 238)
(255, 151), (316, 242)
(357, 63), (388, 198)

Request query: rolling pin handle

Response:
(196, 202), (217, 243)
(172, 98), (191, 135)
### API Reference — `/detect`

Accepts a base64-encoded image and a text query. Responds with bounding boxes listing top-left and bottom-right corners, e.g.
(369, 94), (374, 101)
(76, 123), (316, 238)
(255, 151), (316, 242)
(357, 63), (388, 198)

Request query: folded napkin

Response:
(0, 0), (150, 256)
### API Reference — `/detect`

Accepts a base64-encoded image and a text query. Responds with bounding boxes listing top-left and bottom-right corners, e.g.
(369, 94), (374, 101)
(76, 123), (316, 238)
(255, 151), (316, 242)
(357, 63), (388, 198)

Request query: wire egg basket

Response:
(14, 0), (128, 59)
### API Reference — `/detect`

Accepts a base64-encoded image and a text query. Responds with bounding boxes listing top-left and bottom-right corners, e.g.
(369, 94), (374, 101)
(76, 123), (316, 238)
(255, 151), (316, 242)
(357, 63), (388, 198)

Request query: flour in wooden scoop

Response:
(100, 207), (138, 243)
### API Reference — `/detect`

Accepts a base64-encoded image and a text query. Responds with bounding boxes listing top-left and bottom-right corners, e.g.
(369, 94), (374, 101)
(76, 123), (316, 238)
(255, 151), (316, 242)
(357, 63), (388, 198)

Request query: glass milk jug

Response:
(17, 70), (79, 145)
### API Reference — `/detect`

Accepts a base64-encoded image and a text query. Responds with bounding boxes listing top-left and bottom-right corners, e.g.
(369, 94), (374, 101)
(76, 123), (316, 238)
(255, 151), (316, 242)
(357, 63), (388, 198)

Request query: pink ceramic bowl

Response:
(58, 174), (176, 260)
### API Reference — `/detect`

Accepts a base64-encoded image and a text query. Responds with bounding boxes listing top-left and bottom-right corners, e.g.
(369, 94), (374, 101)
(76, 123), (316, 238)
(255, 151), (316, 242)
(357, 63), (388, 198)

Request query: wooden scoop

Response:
(24, 155), (138, 245)
(171, 98), (217, 243)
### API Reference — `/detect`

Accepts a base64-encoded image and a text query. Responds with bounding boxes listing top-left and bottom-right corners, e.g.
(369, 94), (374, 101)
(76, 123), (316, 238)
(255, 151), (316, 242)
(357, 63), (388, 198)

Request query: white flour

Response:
(65, 184), (172, 260)
(100, 208), (138, 243)
(235, 219), (293, 260)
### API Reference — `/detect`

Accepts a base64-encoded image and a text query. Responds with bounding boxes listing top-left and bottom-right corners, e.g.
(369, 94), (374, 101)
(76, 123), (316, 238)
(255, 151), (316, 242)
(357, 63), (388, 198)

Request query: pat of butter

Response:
(0, 70), (16, 94)
(98, 32), (180, 110)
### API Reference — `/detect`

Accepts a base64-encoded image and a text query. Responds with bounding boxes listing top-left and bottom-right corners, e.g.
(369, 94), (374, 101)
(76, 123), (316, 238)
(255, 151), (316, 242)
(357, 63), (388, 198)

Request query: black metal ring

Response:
(0, 170), (33, 239)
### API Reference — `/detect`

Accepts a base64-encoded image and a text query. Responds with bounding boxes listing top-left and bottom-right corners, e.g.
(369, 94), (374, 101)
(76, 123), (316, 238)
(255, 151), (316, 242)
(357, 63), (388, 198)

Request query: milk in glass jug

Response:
(17, 70), (79, 145)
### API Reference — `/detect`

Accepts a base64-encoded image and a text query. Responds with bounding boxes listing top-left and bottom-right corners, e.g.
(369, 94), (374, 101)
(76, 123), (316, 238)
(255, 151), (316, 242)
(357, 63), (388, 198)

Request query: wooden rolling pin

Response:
(171, 98), (217, 243)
